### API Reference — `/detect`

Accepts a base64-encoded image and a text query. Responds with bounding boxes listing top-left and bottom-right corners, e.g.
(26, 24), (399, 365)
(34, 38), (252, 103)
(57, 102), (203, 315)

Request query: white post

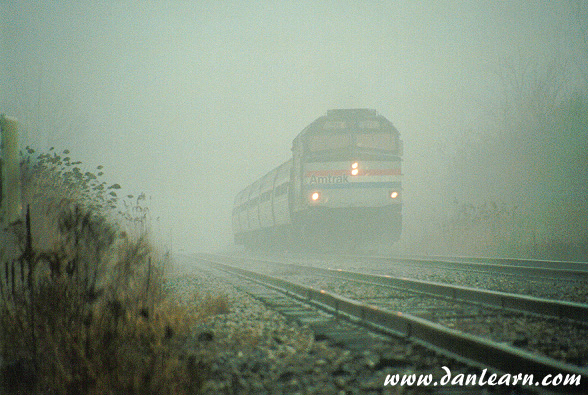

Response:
(1, 115), (22, 224)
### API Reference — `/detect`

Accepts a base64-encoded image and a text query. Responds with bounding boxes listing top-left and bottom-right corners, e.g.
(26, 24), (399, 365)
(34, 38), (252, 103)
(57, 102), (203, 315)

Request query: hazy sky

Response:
(1, 1), (585, 251)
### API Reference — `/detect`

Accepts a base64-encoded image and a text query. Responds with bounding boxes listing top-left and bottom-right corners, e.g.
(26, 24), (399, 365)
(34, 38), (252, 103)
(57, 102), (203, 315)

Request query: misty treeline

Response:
(428, 56), (588, 260)
(0, 149), (201, 394)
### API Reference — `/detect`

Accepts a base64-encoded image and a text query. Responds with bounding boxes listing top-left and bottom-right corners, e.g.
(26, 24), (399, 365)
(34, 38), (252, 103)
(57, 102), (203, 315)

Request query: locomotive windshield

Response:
(297, 110), (402, 160)
(306, 131), (398, 153)
(355, 132), (396, 150)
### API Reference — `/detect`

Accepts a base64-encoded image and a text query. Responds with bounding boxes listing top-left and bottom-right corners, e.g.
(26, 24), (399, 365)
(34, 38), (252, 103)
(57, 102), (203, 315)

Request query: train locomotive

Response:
(232, 109), (403, 250)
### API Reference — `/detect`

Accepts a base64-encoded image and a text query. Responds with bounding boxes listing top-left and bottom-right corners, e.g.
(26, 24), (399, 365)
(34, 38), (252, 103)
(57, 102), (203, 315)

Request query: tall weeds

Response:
(0, 148), (203, 394)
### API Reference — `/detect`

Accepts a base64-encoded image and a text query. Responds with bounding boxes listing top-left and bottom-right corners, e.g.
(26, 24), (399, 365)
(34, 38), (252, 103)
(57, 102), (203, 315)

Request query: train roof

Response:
(234, 159), (293, 203)
(326, 108), (377, 118)
(297, 108), (397, 138)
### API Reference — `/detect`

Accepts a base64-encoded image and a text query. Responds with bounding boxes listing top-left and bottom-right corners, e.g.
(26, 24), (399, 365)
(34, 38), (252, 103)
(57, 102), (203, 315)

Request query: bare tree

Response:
(569, 0), (588, 85)
(12, 64), (89, 149)
(494, 55), (569, 130)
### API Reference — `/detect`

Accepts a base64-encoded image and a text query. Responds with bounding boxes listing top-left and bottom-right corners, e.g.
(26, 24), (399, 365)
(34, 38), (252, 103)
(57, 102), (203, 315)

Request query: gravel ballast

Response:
(165, 255), (530, 395)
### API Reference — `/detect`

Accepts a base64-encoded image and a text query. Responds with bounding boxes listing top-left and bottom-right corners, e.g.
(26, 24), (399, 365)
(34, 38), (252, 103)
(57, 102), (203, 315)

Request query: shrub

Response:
(0, 148), (203, 394)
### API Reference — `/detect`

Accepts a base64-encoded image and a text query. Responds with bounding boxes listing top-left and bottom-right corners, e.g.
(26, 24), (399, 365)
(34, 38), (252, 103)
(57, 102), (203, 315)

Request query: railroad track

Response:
(260, 251), (588, 304)
(207, 253), (588, 323)
(304, 253), (588, 281)
(409, 255), (588, 273)
(192, 252), (588, 393)
(212, 253), (588, 365)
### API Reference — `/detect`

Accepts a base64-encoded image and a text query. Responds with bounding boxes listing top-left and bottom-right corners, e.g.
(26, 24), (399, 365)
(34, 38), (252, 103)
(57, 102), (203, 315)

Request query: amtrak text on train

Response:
(309, 174), (349, 184)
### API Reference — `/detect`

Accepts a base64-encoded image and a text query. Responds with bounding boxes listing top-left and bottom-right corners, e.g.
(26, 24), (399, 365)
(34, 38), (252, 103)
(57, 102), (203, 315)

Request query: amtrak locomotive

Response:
(232, 109), (403, 250)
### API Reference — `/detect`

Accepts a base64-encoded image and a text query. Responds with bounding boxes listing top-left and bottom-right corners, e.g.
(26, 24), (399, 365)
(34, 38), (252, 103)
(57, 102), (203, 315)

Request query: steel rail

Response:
(320, 266), (588, 324)
(337, 254), (588, 279)
(196, 254), (588, 393)
(210, 253), (588, 324)
(407, 255), (588, 271)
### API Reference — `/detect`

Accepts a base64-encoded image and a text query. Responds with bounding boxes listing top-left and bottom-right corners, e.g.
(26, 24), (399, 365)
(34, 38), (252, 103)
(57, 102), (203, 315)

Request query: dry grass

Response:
(1, 287), (204, 394)
(0, 148), (208, 394)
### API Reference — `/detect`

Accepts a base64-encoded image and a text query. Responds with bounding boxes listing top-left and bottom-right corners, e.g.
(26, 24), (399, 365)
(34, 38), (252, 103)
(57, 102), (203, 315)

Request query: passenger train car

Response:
(232, 109), (402, 250)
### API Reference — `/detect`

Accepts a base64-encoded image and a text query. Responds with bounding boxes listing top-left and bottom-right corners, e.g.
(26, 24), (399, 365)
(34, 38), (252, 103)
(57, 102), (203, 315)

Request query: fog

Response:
(2, 1), (587, 255)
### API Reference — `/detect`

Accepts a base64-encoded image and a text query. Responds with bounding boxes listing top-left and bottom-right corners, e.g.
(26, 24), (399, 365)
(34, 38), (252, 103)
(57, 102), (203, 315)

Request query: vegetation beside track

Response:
(404, 78), (588, 262)
(0, 148), (215, 394)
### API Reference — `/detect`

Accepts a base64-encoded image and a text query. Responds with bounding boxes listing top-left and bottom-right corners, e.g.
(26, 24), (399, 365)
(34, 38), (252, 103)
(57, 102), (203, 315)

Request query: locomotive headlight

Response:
(390, 191), (399, 199)
(351, 161), (359, 176)
(311, 192), (320, 201)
